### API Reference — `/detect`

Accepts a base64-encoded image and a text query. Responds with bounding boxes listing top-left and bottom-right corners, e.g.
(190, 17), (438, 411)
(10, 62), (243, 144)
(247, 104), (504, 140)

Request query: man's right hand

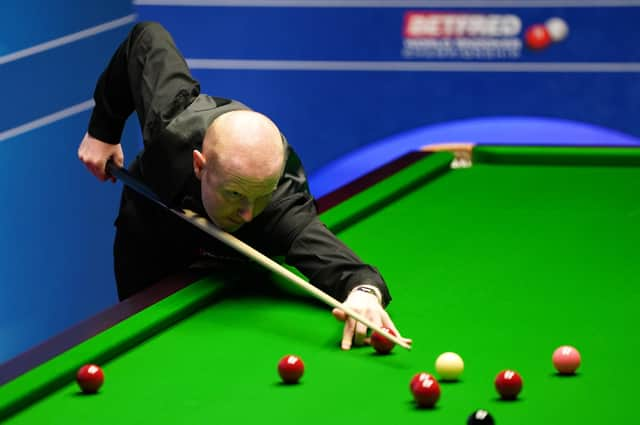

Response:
(77, 132), (124, 182)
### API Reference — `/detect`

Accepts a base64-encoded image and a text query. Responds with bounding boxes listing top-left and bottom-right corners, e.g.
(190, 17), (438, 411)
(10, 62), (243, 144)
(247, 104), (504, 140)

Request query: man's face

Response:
(194, 110), (286, 232)
(199, 162), (281, 233)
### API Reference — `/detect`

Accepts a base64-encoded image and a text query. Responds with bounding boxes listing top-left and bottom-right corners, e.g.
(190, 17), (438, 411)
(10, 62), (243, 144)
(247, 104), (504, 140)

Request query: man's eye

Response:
(226, 191), (243, 200)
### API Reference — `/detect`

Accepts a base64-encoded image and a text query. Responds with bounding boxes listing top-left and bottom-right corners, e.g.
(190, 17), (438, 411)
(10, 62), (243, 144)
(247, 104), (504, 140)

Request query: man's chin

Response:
(209, 216), (244, 233)
(222, 221), (244, 233)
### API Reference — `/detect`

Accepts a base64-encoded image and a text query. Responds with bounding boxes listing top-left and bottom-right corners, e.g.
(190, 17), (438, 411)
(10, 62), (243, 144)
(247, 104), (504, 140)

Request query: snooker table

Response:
(1, 145), (639, 424)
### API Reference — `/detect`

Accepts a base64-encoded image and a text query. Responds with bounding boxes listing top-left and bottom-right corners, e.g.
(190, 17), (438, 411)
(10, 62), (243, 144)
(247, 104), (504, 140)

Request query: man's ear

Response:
(193, 150), (206, 180)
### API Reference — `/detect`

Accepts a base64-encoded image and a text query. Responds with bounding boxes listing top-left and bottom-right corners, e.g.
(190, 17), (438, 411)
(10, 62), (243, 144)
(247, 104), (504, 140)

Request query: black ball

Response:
(467, 409), (495, 425)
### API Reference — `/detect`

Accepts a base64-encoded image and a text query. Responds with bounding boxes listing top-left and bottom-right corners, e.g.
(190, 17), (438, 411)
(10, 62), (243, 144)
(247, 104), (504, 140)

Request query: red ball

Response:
(409, 372), (430, 391)
(410, 372), (441, 408)
(76, 364), (104, 394)
(370, 327), (396, 354)
(494, 370), (523, 400)
(525, 24), (552, 50)
(278, 355), (304, 384)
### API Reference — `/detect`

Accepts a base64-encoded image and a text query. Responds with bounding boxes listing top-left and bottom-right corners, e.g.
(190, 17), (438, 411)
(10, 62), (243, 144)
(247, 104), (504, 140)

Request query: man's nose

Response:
(238, 202), (255, 222)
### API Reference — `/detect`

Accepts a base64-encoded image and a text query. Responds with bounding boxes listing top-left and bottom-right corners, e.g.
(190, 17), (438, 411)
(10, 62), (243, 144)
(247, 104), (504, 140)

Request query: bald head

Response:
(203, 110), (285, 179)
(193, 110), (286, 231)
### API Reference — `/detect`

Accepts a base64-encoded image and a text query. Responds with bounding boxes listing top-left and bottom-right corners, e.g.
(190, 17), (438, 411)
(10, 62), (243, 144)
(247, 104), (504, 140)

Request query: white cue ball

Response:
(545, 17), (569, 42)
(435, 352), (464, 381)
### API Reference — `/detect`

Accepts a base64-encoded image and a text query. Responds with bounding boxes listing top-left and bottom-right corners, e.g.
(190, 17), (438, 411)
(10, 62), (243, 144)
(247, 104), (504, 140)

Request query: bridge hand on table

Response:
(332, 288), (413, 350)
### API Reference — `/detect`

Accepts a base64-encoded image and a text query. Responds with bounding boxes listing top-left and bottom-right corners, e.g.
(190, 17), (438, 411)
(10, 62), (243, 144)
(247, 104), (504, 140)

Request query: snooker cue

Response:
(106, 161), (411, 350)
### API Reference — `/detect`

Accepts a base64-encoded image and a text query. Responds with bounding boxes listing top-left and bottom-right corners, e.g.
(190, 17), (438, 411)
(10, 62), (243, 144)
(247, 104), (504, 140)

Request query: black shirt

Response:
(88, 21), (390, 305)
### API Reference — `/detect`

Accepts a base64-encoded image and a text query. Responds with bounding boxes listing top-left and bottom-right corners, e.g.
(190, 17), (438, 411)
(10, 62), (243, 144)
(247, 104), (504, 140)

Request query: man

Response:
(78, 22), (411, 350)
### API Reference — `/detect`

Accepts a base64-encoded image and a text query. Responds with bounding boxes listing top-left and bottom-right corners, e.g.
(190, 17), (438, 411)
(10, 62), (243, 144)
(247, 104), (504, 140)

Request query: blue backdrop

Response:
(2, 0), (639, 365)
(0, 0), (138, 363)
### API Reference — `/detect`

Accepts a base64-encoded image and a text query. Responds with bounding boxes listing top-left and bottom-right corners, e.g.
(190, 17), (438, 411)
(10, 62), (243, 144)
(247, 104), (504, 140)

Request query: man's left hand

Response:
(331, 288), (413, 350)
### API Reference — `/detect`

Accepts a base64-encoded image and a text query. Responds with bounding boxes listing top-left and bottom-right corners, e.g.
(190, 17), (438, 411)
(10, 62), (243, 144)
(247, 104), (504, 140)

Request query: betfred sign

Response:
(403, 12), (522, 39)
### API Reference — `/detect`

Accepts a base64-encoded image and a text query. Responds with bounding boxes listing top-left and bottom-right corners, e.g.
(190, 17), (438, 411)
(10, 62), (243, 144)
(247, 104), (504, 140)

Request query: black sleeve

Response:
(240, 147), (392, 306)
(88, 21), (200, 145)
(286, 217), (392, 306)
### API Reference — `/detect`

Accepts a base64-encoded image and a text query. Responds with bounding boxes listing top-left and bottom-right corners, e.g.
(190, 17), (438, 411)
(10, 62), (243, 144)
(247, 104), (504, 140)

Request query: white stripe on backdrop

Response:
(187, 58), (640, 73)
(0, 100), (94, 143)
(0, 14), (136, 66)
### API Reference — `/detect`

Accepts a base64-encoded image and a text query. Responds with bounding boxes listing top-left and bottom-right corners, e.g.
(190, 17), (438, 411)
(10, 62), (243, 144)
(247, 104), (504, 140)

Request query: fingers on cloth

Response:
(332, 308), (347, 322)
(353, 321), (369, 346)
(341, 317), (357, 350)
